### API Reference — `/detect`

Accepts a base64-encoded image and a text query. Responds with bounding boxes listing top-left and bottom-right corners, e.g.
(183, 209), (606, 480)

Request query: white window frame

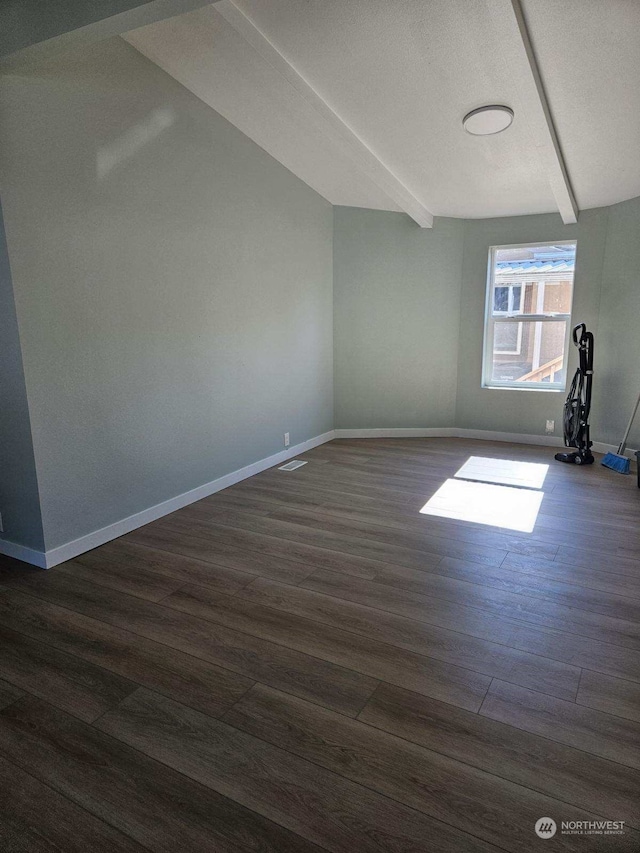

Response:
(482, 241), (576, 391)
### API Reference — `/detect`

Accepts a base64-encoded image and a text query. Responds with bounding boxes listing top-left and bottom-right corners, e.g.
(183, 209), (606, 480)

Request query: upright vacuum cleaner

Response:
(555, 323), (594, 465)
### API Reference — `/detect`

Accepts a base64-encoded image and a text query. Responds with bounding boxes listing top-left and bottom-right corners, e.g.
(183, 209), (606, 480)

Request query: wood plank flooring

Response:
(0, 437), (639, 852)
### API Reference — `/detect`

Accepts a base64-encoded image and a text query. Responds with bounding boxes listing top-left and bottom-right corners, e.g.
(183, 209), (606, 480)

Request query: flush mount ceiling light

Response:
(463, 105), (514, 136)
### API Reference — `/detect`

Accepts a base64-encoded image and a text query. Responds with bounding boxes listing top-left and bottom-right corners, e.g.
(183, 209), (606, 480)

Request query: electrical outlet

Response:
(545, 419), (555, 434)
(284, 432), (290, 447)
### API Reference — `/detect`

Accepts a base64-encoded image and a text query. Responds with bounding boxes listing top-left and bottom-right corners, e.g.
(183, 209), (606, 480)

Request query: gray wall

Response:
(0, 37), (333, 551)
(334, 201), (640, 446)
(0, 202), (45, 551)
(596, 195), (640, 447)
(455, 208), (609, 440)
(333, 207), (464, 428)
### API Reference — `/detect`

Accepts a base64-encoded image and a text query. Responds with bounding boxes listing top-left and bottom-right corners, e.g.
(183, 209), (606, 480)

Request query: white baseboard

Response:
(334, 428), (457, 439)
(592, 441), (613, 455)
(5, 426), (633, 571)
(334, 427), (563, 446)
(6, 430), (335, 570)
(0, 538), (47, 569)
(591, 440), (638, 455)
(334, 427), (638, 460)
(454, 428), (563, 447)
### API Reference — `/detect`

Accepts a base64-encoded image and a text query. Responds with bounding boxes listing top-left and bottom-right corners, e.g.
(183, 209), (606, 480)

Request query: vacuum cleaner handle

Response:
(572, 323), (593, 376)
(573, 323), (586, 345)
(617, 389), (640, 456)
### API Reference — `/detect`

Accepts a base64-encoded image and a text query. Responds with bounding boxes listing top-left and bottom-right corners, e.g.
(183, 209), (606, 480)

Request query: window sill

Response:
(482, 385), (565, 393)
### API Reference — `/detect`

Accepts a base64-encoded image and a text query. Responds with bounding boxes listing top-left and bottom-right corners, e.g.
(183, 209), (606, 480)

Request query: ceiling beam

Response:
(487, 0), (578, 224)
(0, 0), (215, 68)
(215, 0), (434, 228)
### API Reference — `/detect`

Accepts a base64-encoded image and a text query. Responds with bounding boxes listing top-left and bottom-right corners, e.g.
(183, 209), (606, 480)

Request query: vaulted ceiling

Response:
(124, 0), (640, 227)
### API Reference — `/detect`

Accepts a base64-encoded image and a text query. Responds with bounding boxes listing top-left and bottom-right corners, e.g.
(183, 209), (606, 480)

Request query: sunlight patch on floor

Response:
(420, 478), (544, 532)
(454, 456), (549, 490)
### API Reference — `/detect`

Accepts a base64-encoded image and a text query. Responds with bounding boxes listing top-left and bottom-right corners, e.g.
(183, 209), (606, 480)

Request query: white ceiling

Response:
(124, 0), (640, 224)
(518, 0), (640, 211)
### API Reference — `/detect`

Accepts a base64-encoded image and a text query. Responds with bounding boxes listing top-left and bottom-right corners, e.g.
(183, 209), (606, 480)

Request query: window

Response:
(482, 242), (576, 390)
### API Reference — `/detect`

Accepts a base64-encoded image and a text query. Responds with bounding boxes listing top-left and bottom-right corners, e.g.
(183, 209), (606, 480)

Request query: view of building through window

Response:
(483, 242), (576, 389)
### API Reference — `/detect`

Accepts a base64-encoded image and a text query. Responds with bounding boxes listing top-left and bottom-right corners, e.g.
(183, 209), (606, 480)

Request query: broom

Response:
(602, 389), (640, 474)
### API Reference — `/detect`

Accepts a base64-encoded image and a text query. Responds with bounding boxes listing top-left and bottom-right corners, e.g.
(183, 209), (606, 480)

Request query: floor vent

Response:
(279, 460), (308, 471)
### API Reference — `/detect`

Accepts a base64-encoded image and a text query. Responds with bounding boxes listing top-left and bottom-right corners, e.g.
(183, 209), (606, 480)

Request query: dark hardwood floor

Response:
(0, 437), (639, 851)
